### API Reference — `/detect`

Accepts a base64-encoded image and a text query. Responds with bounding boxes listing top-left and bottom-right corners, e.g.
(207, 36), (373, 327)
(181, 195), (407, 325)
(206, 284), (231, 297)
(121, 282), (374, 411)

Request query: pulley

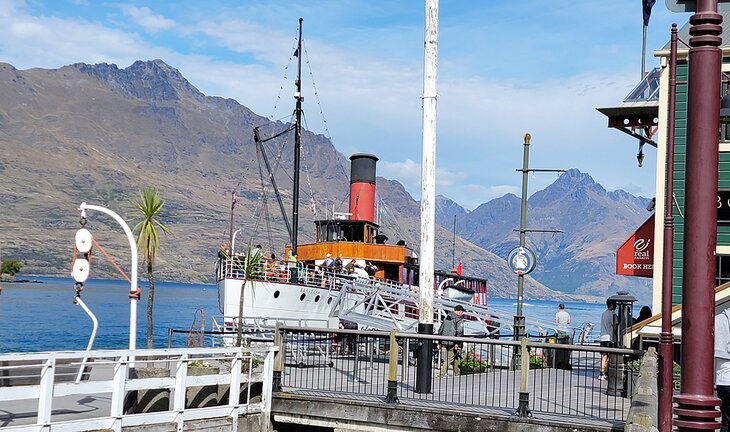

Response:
(72, 258), (90, 283)
(75, 228), (93, 253)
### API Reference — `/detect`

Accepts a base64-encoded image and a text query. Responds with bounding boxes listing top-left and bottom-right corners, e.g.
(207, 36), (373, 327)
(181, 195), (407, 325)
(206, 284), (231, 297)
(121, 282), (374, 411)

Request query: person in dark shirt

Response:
(374, 233), (388, 244)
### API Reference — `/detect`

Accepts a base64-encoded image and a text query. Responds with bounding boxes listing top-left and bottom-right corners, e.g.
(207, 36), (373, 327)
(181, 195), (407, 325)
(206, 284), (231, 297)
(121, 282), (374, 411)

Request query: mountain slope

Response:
(0, 60), (567, 300)
(446, 169), (652, 300)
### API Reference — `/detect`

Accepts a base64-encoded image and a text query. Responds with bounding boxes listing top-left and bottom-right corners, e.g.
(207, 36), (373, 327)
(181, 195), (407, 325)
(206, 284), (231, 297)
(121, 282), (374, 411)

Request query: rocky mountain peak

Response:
(75, 59), (204, 102)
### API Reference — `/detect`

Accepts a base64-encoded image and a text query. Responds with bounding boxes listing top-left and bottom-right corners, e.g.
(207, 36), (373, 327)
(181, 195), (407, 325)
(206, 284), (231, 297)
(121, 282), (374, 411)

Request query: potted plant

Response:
(457, 349), (489, 374)
(529, 351), (547, 369)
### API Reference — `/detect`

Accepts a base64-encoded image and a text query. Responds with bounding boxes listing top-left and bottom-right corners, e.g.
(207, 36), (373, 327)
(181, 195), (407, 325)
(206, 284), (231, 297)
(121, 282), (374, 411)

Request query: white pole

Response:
(79, 203), (138, 355)
(231, 228), (242, 254)
(419, 0), (438, 325)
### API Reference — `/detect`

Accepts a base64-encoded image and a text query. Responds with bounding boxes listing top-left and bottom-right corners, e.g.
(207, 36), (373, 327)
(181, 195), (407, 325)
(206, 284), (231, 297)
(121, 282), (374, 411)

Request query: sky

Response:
(0, 0), (692, 210)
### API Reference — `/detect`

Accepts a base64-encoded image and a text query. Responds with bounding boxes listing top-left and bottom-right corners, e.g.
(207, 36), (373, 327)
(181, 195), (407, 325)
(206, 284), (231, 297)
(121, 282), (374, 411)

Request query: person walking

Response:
(716, 307), (730, 432)
(555, 303), (571, 338)
(599, 300), (617, 381)
(438, 305), (465, 378)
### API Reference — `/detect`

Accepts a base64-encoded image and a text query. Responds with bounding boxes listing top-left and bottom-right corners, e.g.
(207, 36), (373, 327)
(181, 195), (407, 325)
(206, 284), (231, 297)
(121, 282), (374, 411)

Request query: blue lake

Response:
(0, 277), (643, 353)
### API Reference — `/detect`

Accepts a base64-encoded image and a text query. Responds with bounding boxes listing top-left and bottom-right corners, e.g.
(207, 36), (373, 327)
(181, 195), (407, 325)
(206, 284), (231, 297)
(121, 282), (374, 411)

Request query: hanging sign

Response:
(508, 246), (536, 276)
(616, 215), (655, 277)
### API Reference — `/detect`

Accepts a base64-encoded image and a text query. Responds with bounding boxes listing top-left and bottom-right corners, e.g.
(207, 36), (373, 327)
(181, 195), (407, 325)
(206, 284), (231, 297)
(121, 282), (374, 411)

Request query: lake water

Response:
(0, 277), (640, 353)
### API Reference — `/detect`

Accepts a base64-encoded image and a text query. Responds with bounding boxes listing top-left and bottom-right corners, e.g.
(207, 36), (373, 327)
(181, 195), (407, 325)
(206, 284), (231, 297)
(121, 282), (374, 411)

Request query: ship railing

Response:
(273, 325), (641, 424)
(0, 346), (277, 432)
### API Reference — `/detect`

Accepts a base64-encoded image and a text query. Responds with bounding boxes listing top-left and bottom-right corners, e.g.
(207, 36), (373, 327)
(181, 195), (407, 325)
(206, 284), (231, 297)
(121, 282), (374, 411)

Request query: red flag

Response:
(456, 260), (463, 276)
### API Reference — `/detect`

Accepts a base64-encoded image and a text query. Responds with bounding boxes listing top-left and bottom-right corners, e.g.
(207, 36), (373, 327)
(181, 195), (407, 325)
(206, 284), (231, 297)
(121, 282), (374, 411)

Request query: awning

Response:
(616, 214), (655, 278)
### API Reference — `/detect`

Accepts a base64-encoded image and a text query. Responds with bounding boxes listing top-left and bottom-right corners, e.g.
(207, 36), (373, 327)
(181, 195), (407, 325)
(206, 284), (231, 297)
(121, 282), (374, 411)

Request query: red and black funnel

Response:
(349, 154), (378, 222)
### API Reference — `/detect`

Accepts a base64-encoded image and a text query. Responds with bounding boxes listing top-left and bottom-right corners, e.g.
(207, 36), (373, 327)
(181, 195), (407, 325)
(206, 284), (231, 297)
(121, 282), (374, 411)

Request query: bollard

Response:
(271, 324), (284, 392)
(607, 353), (626, 397)
(515, 337), (532, 418)
(385, 330), (399, 403)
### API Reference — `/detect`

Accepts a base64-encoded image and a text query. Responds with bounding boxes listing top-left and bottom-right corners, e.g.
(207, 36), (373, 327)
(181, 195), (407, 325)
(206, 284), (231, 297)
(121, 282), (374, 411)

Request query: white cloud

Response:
(0, 1), (660, 213)
(119, 5), (175, 34)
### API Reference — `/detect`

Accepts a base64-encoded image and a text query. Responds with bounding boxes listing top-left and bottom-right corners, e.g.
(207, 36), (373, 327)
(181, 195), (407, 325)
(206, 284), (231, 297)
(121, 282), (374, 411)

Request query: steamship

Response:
(213, 19), (489, 337)
(214, 153), (490, 335)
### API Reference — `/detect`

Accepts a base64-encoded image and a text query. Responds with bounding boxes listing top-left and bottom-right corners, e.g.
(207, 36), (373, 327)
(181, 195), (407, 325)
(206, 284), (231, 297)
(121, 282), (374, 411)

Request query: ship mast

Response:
(291, 17), (303, 257)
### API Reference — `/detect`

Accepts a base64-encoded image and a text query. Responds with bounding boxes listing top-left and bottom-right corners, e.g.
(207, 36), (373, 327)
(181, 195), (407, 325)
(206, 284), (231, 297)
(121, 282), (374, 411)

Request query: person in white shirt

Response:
(599, 300), (617, 381)
(555, 304), (571, 338)
(715, 308), (730, 432)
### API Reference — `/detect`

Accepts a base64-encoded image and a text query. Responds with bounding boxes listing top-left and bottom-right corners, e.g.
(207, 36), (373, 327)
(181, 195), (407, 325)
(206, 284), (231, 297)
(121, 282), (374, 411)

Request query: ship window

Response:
(274, 290), (280, 299)
(314, 295), (320, 303)
(300, 293), (306, 301)
(327, 297), (333, 304)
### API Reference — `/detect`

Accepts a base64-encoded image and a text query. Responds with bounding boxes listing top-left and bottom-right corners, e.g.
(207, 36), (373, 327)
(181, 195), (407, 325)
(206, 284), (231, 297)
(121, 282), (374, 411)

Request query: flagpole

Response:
(642, 24), (648, 77)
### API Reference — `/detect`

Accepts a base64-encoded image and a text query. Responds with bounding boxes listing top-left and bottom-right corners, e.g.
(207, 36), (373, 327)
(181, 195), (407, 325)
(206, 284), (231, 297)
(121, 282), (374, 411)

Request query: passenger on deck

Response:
(374, 232), (388, 244)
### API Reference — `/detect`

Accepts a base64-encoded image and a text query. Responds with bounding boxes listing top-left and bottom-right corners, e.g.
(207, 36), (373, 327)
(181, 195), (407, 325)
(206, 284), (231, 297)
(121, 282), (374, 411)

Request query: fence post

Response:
(36, 356), (56, 428)
(272, 324), (284, 392)
(515, 337), (532, 418)
(385, 330), (399, 403)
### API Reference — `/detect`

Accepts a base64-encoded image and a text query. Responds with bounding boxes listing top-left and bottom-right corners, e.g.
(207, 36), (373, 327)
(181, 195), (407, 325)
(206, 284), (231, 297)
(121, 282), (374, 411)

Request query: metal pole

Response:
(658, 23), (678, 432)
(416, 0), (438, 394)
(452, 214), (456, 270)
(642, 25), (648, 78)
(515, 133), (531, 341)
(228, 191), (236, 250)
(675, 1), (722, 429)
(292, 17), (303, 258)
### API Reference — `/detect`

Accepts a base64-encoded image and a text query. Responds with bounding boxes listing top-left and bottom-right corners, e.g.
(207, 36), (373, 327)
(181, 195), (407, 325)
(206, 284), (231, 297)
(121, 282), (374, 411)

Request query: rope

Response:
(90, 238), (141, 299)
(269, 33), (299, 120)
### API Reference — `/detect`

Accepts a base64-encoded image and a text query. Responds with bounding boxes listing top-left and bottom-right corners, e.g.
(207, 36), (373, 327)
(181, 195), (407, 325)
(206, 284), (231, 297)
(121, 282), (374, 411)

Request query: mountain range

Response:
(0, 60), (652, 303)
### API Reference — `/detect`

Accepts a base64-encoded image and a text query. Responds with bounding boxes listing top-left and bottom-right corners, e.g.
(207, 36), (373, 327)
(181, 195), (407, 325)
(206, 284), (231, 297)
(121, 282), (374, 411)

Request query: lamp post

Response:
(674, 1), (722, 429)
(658, 23), (678, 432)
(78, 202), (139, 362)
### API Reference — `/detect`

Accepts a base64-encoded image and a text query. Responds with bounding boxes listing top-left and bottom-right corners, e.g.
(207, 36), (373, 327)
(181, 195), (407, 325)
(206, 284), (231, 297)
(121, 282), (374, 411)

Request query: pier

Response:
(0, 327), (645, 431)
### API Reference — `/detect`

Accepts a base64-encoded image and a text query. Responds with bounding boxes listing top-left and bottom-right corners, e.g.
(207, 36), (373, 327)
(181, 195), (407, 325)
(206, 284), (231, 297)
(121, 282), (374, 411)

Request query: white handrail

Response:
(0, 346), (277, 432)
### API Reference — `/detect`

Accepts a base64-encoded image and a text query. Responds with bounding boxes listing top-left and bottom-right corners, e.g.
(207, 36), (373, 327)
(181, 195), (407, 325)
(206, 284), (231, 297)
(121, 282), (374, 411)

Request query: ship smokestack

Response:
(349, 154), (378, 222)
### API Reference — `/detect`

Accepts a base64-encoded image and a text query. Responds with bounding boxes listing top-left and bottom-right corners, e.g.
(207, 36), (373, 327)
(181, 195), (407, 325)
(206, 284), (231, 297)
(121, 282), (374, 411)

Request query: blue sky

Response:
(0, 0), (691, 209)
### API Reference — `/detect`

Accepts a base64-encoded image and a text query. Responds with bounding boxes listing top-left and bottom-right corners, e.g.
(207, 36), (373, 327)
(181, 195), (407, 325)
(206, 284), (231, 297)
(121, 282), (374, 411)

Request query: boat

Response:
(212, 19), (561, 343)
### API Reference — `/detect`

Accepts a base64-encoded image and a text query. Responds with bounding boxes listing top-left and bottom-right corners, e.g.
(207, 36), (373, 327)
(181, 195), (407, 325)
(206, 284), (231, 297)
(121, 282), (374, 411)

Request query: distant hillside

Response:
(435, 194), (468, 228)
(0, 60), (569, 300)
(443, 169), (652, 301)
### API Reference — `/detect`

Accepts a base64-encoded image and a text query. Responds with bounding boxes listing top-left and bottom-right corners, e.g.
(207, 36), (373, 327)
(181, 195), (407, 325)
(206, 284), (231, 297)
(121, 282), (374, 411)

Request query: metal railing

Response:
(0, 346), (276, 432)
(274, 325), (641, 422)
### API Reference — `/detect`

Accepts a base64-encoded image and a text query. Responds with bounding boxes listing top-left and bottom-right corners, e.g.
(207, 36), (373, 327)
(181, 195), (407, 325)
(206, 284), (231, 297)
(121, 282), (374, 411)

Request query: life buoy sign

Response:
(508, 246), (536, 276)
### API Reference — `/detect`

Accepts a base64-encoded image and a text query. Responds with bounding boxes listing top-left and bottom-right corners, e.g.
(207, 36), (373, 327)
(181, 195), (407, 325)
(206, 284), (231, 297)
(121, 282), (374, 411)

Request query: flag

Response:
(643, 0), (656, 27)
(231, 191), (237, 209)
(293, 48), (299, 58)
(456, 260), (463, 277)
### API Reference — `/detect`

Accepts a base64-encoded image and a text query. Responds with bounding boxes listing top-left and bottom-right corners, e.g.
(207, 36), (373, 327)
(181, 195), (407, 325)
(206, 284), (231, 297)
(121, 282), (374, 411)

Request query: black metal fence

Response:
(274, 326), (642, 422)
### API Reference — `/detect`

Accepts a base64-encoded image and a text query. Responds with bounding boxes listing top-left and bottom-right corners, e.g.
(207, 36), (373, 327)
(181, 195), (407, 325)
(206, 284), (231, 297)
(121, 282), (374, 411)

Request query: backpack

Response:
(439, 317), (457, 337)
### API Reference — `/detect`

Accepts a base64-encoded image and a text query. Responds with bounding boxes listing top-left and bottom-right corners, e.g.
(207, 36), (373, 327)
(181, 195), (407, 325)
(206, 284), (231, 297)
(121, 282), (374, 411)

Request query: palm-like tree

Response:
(236, 244), (263, 347)
(133, 188), (169, 349)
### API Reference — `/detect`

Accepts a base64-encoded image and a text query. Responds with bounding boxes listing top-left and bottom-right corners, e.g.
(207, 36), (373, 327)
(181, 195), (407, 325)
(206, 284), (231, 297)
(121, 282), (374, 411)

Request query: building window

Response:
(717, 255), (730, 287)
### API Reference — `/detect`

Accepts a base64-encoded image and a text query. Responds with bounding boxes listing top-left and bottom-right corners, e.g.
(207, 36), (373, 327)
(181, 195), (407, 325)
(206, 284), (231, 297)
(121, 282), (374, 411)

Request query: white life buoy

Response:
(75, 228), (93, 253)
(72, 258), (90, 283)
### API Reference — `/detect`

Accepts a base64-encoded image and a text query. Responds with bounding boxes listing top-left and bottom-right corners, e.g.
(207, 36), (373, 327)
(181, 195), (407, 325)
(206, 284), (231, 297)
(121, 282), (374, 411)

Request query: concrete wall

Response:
(624, 348), (658, 432)
(272, 394), (620, 432)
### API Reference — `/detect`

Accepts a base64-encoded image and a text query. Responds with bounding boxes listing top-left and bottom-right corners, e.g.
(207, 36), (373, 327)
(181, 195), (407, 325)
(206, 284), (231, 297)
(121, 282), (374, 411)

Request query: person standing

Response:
(438, 305), (465, 378)
(599, 300), (617, 381)
(716, 308), (730, 432)
(555, 304), (571, 338)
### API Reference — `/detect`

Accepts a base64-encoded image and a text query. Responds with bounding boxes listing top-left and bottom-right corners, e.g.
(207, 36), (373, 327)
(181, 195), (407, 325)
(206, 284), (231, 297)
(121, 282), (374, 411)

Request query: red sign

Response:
(616, 215), (655, 278)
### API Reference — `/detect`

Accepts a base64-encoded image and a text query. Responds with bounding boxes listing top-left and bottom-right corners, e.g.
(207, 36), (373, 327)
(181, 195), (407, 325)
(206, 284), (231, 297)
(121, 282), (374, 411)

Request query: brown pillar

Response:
(674, 1), (722, 430)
